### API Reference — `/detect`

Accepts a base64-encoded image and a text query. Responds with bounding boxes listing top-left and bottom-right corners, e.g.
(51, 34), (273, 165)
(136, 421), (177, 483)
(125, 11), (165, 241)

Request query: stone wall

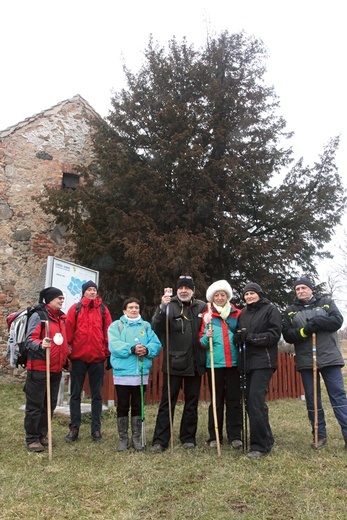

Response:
(0, 95), (98, 367)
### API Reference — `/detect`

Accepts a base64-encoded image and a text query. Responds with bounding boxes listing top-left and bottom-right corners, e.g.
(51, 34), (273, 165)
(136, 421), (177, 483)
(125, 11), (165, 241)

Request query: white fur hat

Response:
(206, 280), (233, 303)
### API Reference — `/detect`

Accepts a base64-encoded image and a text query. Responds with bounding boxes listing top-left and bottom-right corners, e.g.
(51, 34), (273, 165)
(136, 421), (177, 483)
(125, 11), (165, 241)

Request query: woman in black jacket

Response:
(234, 282), (282, 459)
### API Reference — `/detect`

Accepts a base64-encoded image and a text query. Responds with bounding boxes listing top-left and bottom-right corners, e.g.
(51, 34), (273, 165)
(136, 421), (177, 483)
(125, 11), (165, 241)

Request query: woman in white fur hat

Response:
(199, 280), (242, 449)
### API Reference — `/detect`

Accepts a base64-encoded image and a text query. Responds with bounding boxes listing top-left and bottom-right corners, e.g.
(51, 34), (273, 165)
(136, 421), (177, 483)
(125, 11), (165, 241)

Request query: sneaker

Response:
(92, 431), (102, 442)
(65, 425), (79, 443)
(182, 442), (195, 449)
(230, 439), (242, 450)
(27, 441), (45, 452)
(246, 450), (268, 460)
(151, 444), (166, 453)
(311, 437), (327, 449)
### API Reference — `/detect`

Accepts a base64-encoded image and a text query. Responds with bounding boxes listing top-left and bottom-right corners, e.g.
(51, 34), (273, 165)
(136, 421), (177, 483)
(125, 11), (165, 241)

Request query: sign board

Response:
(45, 256), (99, 312)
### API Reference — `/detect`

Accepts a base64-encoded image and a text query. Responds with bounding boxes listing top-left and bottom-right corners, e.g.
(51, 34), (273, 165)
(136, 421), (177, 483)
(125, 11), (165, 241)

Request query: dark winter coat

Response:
(234, 298), (282, 371)
(282, 292), (344, 371)
(25, 304), (69, 373)
(151, 296), (207, 376)
(66, 296), (112, 363)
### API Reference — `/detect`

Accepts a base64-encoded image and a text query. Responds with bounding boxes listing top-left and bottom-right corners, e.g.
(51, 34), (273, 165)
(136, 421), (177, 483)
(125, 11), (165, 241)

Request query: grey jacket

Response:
(282, 293), (344, 370)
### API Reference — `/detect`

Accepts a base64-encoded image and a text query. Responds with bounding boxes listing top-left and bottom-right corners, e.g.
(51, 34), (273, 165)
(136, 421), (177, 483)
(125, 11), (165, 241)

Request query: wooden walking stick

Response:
(312, 332), (318, 449)
(206, 304), (221, 456)
(139, 357), (146, 449)
(45, 320), (53, 461)
(165, 289), (174, 454)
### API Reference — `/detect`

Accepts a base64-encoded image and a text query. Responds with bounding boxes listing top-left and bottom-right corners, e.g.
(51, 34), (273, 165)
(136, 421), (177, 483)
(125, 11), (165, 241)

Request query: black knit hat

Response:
(177, 276), (195, 291)
(39, 287), (63, 304)
(243, 282), (264, 297)
(293, 277), (314, 291)
(82, 280), (98, 295)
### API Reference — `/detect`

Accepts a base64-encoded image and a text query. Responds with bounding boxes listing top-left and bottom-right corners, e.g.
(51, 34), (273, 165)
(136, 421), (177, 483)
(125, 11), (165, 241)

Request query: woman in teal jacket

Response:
(199, 280), (242, 448)
(108, 297), (161, 451)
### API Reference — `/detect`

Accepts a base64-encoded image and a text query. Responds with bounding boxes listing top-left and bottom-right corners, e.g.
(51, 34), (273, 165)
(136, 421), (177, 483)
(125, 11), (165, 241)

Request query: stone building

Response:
(0, 95), (99, 358)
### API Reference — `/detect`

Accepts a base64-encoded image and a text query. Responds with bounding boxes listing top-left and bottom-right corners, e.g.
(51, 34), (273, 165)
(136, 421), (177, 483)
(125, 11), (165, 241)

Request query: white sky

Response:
(2, 0), (346, 299)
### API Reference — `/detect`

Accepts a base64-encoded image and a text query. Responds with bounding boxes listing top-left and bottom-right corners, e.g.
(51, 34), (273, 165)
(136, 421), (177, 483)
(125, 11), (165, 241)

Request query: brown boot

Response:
(27, 441), (44, 452)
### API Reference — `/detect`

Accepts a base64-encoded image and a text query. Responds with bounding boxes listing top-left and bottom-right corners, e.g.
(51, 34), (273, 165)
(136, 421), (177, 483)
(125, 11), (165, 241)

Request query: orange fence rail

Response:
(100, 351), (304, 406)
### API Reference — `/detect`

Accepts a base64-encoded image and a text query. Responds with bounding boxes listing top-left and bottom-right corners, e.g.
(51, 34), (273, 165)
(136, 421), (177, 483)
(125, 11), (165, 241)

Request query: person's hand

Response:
(133, 344), (148, 357)
(161, 292), (172, 307)
(206, 328), (213, 338)
(41, 337), (52, 349)
(303, 319), (318, 335)
(234, 329), (247, 345)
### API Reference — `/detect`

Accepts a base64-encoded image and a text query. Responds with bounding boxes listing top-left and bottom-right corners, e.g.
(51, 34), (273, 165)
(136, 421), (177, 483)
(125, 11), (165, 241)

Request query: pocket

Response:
(169, 351), (187, 371)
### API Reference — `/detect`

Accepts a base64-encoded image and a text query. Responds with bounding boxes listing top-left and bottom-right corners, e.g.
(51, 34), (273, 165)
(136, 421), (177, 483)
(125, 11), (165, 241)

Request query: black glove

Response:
(234, 329), (247, 346)
(303, 318), (318, 336)
(105, 356), (112, 370)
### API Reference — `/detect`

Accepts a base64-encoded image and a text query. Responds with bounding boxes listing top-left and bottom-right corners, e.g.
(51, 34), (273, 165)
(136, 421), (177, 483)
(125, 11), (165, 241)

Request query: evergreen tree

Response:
(42, 31), (346, 317)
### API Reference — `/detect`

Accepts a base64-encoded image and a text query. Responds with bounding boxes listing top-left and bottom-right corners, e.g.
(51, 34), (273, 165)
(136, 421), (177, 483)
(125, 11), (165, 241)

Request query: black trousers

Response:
(245, 368), (275, 453)
(115, 384), (146, 417)
(24, 370), (61, 444)
(152, 373), (201, 448)
(69, 359), (105, 432)
(206, 367), (242, 443)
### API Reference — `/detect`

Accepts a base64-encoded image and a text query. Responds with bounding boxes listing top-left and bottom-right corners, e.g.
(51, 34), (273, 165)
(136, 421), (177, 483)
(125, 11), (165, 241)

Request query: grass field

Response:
(1, 378), (347, 520)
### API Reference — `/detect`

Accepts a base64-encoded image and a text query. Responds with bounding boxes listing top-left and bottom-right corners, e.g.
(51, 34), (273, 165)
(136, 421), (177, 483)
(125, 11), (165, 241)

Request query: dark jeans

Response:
(245, 368), (274, 453)
(115, 384), (146, 417)
(152, 373), (201, 448)
(24, 370), (61, 444)
(300, 365), (347, 438)
(207, 367), (242, 443)
(69, 359), (105, 433)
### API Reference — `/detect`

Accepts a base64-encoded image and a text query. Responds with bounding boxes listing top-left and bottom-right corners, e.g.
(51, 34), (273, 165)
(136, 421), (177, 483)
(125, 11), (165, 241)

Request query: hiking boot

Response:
(230, 439), (242, 450)
(65, 425), (79, 443)
(151, 443), (166, 453)
(311, 437), (327, 449)
(246, 450), (268, 460)
(27, 441), (45, 452)
(182, 442), (195, 449)
(117, 416), (129, 452)
(91, 431), (102, 442)
(39, 436), (55, 447)
(131, 416), (144, 451)
(208, 440), (218, 448)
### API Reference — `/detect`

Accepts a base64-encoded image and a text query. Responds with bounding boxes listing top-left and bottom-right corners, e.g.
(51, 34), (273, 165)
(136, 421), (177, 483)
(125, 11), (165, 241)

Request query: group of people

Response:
(23, 274), (347, 460)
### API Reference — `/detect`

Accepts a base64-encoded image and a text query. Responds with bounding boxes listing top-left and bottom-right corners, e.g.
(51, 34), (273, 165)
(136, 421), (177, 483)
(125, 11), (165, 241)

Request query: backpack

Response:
(75, 301), (106, 322)
(6, 304), (48, 368)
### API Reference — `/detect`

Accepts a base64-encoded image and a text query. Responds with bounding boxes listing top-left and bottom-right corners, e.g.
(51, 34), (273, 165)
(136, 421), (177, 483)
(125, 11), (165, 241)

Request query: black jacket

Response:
(282, 292), (344, 370)
(235, 298), (281, 371)
(151, 296), (207, 376)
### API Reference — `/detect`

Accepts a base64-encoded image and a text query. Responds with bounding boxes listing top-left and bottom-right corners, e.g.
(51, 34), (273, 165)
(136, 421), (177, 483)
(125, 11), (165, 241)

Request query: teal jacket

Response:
(199, 304), (241, 368)
(108, 315), (162, 377)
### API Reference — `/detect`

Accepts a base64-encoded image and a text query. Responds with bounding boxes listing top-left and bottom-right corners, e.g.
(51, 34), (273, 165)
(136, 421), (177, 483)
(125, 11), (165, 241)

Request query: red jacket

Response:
(26, 305), (69, 373)
(66, 296), (112, 363)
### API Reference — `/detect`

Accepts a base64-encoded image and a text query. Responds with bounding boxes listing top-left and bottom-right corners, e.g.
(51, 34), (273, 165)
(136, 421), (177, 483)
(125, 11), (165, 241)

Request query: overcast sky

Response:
(2, 0), (346, 295)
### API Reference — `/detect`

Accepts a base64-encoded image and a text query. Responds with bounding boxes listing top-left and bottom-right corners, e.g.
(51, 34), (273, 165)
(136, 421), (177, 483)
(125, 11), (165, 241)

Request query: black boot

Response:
(131, 416), (144, 451)
(117, 417), (129, 452)
(65, 424), (79, 443)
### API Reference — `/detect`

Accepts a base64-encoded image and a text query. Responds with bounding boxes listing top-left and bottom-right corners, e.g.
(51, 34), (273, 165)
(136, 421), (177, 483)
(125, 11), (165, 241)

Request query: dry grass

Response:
(0, 379), (347, 520)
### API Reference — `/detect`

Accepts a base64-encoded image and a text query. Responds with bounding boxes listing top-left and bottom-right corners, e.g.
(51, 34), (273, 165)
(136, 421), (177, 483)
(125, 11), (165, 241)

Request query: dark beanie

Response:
(82, 280), (98, 295)
(177, 276), (195, 291)
(243, 282), (264, 297)
(293, 277), (314, 291)
(39, 287), (63, 304)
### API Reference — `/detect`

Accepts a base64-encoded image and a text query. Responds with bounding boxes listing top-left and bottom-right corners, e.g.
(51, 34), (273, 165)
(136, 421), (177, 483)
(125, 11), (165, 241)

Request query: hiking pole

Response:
(312, 332), (318, 449)
(139, 356), (146, 449)
(205, 304), (221, 455)
(238, 329), (248, 453)
(165, 298), (174, 455)
(45, 320), (53, 461)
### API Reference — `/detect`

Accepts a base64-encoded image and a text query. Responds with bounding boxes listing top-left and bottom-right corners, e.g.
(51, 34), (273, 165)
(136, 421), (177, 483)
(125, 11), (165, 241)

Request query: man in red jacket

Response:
(65, 281), (112, 442)
(24, 287), (69, 452)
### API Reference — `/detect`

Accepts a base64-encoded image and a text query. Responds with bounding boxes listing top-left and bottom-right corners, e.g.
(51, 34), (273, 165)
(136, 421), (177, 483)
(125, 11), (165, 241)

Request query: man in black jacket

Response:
(283, 276), (347, 449)
(151, 276), (207, 452)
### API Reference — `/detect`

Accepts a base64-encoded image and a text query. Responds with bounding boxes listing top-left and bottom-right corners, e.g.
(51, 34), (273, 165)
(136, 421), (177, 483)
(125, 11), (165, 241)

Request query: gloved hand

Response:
(105, 356), (112, 370)
(303, 318), (318, 335)
(234, 329), (247, 346)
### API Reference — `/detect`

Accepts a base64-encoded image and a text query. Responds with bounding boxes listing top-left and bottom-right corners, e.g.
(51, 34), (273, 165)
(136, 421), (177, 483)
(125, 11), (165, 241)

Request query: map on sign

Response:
(45, 257), (99, 312)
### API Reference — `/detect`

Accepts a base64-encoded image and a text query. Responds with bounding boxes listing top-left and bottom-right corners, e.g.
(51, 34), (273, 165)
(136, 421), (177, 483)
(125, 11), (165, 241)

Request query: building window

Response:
(62, 172), (79, 190)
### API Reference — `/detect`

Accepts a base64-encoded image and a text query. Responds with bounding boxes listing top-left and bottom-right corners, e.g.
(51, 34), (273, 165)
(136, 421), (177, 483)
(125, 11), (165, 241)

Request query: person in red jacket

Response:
(65, 281), (112, 442)
(24, 287), (69, 452)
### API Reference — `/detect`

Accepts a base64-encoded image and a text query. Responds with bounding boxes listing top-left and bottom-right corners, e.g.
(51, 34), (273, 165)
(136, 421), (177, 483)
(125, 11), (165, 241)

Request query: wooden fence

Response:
(100, 352), (304, 406)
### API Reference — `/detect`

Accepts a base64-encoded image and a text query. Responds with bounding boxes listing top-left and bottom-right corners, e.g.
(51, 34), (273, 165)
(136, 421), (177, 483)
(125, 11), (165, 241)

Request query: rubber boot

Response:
(117, 416), (129, 452)
(131, 416), (144, 451)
